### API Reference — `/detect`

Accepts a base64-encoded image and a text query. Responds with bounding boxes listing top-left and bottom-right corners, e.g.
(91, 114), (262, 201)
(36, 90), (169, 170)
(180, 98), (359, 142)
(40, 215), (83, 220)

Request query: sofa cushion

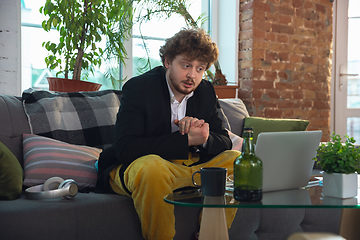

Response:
(22, 88), (122, 150)
(23, 134), (102, 190)
(227, 130), (243, 151)
(0, 141), (23, 200)
(244, 117), (310, 144)
(216, 99), (231, 131)
(218, 98), (249, 137)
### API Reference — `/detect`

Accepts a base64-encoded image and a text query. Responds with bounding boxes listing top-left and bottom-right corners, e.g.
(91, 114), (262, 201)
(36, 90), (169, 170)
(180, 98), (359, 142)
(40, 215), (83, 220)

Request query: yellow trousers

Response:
(109, 150), (240, 240)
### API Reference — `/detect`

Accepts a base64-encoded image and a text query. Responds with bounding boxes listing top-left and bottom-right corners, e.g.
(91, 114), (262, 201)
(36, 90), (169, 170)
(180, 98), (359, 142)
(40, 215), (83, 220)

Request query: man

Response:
(95, 28), (240, 240)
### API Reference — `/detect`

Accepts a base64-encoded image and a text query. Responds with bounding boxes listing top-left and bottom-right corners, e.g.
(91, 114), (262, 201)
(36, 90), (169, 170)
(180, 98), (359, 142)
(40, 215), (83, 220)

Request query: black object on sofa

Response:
(0, 91), (341, 240)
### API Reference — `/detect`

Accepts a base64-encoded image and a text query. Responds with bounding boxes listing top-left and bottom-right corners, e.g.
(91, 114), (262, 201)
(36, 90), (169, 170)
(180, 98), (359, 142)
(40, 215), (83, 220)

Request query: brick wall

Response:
(238, 0), (333, 141)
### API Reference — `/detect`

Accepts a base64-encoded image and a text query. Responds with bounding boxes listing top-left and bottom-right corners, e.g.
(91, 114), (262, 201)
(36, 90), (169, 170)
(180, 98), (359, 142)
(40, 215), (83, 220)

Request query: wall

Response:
(0, 0), (21, 96)
(238, 0), (333, 141)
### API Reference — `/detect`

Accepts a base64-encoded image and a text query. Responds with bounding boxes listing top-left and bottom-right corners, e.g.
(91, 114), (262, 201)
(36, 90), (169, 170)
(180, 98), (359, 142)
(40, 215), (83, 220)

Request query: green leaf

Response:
(316, 132), (360, 174)
(52, 18), (58, 28)
(41, 21), (47, 31)
(46, 20), (52, 31)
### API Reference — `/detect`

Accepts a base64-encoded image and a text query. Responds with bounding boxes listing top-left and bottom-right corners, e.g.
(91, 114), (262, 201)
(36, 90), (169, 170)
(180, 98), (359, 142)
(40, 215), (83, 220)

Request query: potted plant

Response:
(314, 133), (360, 198)
(40, 0), (133, 92)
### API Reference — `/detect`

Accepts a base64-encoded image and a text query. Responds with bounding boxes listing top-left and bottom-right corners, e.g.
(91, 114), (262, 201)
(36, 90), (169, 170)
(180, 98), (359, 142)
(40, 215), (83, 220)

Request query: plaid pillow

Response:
(22, 88), (122, 150)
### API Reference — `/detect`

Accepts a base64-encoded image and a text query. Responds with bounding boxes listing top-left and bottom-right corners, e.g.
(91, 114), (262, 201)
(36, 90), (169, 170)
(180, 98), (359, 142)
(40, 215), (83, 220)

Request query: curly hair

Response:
(159, 28), (219, 70)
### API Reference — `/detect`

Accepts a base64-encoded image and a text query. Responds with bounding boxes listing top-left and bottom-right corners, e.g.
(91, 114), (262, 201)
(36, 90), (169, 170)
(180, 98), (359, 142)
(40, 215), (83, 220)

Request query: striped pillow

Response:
(227, 130), (243, 151)
(23, 134), (102, 190)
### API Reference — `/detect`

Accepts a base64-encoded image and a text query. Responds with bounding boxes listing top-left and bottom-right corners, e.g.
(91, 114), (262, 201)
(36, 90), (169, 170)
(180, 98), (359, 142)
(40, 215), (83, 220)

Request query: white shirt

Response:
(166, 78), (208, 149)
(166, 78), (194, 133)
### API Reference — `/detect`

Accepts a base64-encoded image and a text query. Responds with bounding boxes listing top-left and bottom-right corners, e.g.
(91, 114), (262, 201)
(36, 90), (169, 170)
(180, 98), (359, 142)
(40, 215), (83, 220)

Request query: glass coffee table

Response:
(164, 184), (360, 240)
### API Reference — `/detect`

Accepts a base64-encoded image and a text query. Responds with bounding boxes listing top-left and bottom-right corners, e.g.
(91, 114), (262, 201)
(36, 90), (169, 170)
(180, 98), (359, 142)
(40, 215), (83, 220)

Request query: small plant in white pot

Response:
(314, 133), (360, 198)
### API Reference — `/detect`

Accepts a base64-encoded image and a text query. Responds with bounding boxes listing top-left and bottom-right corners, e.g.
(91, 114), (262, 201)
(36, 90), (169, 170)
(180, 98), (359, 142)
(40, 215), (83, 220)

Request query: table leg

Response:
(339, 208), (360, 240)
(198, 196), (229, 240)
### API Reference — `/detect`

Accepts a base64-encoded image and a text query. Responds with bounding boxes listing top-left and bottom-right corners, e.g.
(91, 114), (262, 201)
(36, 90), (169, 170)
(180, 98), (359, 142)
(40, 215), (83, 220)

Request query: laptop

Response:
(255, 130), (322, 192)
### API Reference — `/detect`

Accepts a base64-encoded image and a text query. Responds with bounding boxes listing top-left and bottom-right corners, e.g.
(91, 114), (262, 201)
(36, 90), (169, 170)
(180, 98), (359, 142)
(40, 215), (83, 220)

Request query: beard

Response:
(168, 69), (197, 95)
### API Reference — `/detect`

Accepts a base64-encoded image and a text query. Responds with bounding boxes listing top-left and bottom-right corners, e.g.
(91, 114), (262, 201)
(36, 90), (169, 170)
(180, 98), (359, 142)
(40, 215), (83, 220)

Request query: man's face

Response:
(165, 54), (207, 101)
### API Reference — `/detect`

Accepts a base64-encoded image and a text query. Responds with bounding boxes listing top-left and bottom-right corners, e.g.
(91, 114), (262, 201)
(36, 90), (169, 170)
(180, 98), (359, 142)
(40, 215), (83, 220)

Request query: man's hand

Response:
(174, 117), (204, 135)
(187, 122), (209, 146)
(174, 117), (209, 146)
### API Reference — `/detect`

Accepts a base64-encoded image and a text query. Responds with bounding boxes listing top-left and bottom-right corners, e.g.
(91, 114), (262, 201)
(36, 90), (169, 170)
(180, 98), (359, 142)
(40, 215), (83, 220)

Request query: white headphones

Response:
(25, 177), (78, 200)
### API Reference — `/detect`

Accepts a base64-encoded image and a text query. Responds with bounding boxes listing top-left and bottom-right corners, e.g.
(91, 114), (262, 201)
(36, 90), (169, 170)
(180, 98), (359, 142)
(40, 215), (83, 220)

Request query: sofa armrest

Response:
(0, 95), (31, 166)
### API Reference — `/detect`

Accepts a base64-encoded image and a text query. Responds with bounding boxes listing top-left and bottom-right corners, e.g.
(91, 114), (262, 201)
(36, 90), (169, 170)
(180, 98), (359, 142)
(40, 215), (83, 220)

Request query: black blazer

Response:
(95, 66), (231, 193)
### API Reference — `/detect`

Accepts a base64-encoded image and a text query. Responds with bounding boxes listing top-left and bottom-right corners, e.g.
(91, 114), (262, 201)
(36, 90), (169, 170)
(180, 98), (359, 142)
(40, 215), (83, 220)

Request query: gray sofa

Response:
(0, 91), (341, 240)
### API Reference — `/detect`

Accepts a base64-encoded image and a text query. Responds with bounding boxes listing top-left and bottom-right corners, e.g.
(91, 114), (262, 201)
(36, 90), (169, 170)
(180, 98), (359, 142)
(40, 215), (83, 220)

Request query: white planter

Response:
(322, 172), (358, 199)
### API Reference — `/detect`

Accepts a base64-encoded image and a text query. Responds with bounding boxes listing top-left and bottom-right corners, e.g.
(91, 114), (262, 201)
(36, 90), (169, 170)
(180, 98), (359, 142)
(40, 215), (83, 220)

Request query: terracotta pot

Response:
(47, 77), (102, 92)
(213, 85), (238, 99)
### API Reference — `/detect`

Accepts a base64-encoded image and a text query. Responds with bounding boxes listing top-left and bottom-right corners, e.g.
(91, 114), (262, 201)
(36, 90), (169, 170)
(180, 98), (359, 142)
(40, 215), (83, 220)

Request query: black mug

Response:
(192, 167), (227, 196)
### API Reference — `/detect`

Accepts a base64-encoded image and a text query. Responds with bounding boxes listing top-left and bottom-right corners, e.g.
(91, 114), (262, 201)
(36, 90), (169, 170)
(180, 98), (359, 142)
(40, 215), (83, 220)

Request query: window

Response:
(126, 0), (209, 84)
(21, 0), (118, 91)
(333, 0), (360, 142)
(21, 0), (52, 91)
(21, 0), (238, 92)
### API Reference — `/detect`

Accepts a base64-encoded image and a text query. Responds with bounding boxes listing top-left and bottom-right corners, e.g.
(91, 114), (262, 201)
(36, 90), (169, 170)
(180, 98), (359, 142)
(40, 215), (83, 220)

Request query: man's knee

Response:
(131, 154), (167, 169)
(223, 150), (241, 156)
(126, 154), (171, 180)
(124, 154), (179, 193)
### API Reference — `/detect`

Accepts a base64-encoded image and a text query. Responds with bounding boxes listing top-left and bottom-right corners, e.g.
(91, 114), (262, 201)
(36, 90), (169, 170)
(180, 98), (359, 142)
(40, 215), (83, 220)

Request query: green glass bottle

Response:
(233, 127), (263, 201)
